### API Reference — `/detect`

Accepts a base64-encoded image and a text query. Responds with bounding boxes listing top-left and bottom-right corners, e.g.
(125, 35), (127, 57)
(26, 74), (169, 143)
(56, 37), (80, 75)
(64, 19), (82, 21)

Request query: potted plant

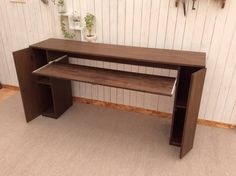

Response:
(57, 0), (66, 13)
(84, 13), (96, 42)
(72, 11), (81, 27)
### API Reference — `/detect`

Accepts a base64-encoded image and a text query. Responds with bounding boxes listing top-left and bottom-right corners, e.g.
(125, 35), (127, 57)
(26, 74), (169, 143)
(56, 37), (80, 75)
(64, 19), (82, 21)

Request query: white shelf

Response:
(69, 25), (85, 31)
(58, 12), (70, 17)
(59, 11), (96, 42)
(59, 12), (86, 41)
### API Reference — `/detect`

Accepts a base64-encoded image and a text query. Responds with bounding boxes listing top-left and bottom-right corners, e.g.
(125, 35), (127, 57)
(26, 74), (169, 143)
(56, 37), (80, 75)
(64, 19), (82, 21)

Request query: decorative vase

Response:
(72, 11), (81, 27)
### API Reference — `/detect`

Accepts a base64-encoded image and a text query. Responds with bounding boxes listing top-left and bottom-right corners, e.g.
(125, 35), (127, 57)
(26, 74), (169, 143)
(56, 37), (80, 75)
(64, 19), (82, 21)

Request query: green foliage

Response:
(58, 0), (64, 5)
(84, 13), (95, 36)
(60, 15), (75, 39)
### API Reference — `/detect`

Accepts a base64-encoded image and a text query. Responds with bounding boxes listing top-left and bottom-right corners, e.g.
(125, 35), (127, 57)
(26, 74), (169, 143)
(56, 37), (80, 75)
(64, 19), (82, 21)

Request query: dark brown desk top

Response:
(31, 38), (206, 68)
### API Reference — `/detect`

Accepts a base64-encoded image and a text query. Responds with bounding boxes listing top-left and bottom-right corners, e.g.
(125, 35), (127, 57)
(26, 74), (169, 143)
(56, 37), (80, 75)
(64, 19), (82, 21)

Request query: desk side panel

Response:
(13, 48), (42, 122)
(180, 68), (206, 158)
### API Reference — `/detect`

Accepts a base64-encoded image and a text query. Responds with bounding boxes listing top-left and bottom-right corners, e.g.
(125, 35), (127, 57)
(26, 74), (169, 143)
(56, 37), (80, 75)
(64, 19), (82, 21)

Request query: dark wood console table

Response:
(13, 38), (206, 158)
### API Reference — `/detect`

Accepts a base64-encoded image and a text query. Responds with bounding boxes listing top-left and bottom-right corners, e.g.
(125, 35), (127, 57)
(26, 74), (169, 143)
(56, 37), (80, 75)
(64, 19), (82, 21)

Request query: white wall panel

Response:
(0, 0), (236, 124)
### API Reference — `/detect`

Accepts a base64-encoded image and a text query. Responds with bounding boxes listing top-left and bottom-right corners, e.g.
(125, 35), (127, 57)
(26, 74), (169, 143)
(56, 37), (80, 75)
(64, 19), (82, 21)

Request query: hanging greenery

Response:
(57, 0), (64, 5)
(60, 15), (75, 39)
(41, 0), (56, 5)
(42, 0), (75, 39)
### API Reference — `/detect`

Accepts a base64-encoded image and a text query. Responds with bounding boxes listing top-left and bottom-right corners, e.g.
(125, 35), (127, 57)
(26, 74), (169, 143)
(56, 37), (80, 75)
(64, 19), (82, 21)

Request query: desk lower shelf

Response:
(33, 63), (176, 96)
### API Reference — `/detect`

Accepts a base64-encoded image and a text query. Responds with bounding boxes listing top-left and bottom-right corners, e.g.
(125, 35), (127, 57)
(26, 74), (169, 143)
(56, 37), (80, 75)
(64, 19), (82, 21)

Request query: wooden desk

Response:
(13, 38), (206, 158)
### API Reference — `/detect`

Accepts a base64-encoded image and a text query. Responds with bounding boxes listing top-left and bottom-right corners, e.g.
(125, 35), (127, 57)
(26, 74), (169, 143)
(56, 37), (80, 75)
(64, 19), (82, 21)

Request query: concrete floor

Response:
(0, 93), (235, 176)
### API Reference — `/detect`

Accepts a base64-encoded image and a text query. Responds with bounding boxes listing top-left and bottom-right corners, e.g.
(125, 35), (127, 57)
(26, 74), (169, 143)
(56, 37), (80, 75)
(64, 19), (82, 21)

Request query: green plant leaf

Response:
(60, 15), (75, 39)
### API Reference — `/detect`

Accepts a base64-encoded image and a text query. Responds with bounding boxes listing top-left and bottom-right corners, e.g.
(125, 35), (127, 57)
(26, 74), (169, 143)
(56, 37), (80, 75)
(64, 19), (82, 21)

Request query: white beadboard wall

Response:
(0, 0), (236, 125)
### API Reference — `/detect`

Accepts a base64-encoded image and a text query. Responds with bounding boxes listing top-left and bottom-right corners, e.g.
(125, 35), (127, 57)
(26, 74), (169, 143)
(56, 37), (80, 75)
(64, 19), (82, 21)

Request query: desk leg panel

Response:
(170, 67), (192, 147)
(180, 68), (206, 158)
(170, 67), (206, 158)
(13, 48), (42, 122)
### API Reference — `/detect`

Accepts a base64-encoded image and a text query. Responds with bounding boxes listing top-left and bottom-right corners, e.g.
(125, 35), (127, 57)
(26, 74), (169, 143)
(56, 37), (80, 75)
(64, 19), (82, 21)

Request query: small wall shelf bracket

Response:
(175, 0), (226, 17)
(221, 0), (226, 8)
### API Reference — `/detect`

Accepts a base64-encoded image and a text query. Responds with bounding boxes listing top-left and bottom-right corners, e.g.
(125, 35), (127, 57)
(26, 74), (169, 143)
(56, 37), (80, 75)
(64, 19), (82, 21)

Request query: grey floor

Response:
(0, 93), (235, 176)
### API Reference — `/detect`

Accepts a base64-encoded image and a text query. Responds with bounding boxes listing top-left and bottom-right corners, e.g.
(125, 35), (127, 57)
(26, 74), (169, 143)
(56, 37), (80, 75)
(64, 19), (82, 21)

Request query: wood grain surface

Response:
(31, 38), (206, 68)
(33, 63), (176, 96)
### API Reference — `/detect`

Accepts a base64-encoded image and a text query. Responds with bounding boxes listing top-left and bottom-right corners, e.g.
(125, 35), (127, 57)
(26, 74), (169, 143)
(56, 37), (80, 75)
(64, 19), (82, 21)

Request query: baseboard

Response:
(73, 97), (236, 129)
(2, 84), (20, 91)
(73, 96), (172, 119)
(197, 119), (236, 129)
(1, 85), (235, 129)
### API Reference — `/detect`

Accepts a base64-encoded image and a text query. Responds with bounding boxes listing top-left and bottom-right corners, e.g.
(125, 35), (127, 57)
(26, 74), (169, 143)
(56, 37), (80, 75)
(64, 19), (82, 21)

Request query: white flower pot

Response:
(85, 35), (97, 42)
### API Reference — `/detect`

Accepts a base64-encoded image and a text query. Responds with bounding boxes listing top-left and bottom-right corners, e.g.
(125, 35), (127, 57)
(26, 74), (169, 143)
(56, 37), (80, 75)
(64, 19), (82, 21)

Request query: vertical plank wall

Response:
(0, 0), (236, 125)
